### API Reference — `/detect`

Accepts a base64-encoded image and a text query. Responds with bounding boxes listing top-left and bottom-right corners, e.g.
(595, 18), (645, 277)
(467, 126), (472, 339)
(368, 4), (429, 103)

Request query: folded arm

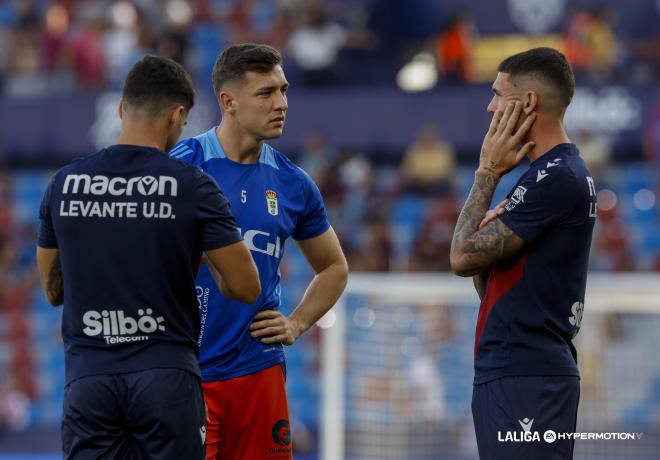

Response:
(450, 171), (525, 276)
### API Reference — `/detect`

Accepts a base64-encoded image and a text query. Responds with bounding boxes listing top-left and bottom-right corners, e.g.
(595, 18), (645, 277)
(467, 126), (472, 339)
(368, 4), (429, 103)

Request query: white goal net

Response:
(319, 273), (660, 460)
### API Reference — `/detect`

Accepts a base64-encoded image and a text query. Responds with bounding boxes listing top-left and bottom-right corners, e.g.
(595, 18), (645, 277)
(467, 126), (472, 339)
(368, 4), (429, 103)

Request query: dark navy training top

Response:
(171, 128), (330, 381)
(474, 143), (597, 385)
(38, 145), (242, 384)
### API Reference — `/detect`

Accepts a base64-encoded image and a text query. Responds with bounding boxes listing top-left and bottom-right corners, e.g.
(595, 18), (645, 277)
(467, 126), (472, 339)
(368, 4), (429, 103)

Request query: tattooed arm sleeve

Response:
(450, 170), (525, 277)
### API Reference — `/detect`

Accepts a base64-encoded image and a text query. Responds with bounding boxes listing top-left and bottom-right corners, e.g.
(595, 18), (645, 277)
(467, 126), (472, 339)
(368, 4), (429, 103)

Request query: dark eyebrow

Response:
(255, 85), (277, 94)
(255, 83), (289, 94)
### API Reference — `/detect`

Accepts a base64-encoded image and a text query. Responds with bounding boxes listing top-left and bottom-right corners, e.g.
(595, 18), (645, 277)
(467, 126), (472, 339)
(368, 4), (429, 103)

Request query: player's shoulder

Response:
(265, 144), (317, 186)
(523, 144), (580, 190)
(170, 127), (229, 166)
(169, 135), (206, 164)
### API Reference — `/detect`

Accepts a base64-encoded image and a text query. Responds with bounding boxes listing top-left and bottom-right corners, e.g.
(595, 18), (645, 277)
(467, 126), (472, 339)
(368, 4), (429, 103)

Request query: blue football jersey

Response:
(474, 143), (597, 384)
(38, 145), (242, 384)
(171, 127), (330, 381)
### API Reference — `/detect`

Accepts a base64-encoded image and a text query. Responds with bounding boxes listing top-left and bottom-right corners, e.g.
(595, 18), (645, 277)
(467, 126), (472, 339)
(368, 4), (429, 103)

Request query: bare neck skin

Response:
(116, 117), (169, 152)
(524, 115), (571, 163)
(216, 120), (263, 164)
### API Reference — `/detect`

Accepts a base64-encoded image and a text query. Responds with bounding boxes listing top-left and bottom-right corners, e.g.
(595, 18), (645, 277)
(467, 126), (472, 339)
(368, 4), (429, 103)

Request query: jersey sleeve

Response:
(195, 168), (243, 250)
(170, 138), (203, 166)
(499, 170), (578, 245)
(38, 175), (58, 249)
(292, 171), (331, 240)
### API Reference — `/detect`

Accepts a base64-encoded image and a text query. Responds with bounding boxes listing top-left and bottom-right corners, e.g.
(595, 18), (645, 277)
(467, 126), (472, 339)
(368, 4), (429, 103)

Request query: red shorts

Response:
(203, 364), (292, 460)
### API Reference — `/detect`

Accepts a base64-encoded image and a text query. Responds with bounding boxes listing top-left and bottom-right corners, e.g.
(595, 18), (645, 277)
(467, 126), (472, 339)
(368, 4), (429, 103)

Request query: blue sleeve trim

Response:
(259, 144), (280, 170)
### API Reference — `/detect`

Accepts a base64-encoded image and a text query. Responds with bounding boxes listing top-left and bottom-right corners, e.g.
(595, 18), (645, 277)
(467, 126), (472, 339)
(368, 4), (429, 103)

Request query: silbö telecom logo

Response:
(498, 418), (644, 443)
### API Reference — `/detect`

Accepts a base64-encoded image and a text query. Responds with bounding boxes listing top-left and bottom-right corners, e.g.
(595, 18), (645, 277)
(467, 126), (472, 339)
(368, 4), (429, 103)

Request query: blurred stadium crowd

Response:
(1, 0), (659, 93)
(1, 0), (660, 456)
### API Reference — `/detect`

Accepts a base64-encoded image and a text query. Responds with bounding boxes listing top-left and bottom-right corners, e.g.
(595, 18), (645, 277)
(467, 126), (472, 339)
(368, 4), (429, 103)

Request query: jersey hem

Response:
(65, 343), (200, 385)
(66, 362), (200, 385)
(474, 367), (580, 385)
(201, 355), (285, 382)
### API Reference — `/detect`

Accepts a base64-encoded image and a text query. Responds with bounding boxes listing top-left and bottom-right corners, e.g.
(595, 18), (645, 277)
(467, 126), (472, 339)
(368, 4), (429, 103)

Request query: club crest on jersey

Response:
(505, 185), (527, 211)
(266, 190), (279, 216)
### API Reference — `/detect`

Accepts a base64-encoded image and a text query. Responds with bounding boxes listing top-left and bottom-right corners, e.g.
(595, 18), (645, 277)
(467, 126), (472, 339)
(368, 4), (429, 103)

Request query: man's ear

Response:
(219, 89), (236, 115)
(170, 105), (185, 126)
(523, 91), (538, 114)
(118, 99), (124, 120)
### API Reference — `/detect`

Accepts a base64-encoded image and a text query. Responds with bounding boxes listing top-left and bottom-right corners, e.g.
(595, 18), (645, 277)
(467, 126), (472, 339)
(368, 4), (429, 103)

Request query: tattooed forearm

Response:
(452, 170), (499, 257)
(47, 253), (64, 306)
(451, 170), (524, 276)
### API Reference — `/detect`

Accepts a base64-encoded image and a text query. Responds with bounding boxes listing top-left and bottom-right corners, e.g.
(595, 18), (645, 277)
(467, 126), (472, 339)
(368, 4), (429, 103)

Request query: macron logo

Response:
(536, 170), (549, 182)
(519, 418), (534, 433)
(63, 174), (178, 197)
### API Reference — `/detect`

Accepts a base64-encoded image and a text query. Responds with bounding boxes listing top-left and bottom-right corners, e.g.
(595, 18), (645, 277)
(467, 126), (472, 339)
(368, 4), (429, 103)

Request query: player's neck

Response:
(216, 123), (263, 164)
(116, 120), (167, 152)
(525, 118), (571, 163)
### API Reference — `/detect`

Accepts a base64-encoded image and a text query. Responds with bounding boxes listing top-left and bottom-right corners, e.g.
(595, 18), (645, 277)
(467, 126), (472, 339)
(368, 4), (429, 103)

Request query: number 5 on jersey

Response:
(241, 190), (247, 204)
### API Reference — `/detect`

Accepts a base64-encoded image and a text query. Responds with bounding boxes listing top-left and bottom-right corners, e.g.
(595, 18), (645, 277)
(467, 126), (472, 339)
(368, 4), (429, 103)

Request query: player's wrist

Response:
(475, 168), (502, 181)
(288, 315), (306, 341)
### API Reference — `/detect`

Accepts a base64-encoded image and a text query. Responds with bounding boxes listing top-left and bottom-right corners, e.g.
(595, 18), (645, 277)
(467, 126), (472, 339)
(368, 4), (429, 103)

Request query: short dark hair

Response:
(122, 55), (195, 115)
(498, 47), (575, 115)
(212, 43), (282, 94)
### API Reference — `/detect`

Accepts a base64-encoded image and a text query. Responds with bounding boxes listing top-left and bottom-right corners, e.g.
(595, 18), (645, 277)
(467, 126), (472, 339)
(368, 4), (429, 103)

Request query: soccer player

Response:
(450, 48), (597, 459)
(36, 56), (261, 459)
(170, 43), (349, 460)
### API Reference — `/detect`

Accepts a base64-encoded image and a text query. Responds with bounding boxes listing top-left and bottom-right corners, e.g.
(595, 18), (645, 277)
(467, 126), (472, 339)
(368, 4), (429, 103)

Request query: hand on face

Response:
(479, 101), (536, 177)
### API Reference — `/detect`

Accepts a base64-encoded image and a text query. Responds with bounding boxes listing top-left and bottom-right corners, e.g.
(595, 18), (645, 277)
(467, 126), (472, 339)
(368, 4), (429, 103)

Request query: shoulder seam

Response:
(170, 143), (194, 159)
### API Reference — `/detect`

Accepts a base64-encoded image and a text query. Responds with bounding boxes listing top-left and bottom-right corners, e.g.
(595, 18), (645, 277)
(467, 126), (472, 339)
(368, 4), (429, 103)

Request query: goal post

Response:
(320, 273), (660, 460)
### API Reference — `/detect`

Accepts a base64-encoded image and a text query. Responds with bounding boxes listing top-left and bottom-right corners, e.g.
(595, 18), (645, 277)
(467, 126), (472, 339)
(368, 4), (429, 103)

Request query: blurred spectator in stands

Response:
(4, 0), (43, 95)
(69, 2), (107, 90)
(339, 149), (372, 192)
(287, 2), (374, 86)
(41, 2), (74, 92)
(348, 215), (392, 272)
(576, 129), (612, 182)
(338, 148), (373, 226)
(298, 131), (335, 184)
(591, 203), (634, 271)
(263, 7), (294, 51)
(629, 37), (660, 84)
(0, 378), (31, 431)
(587, 8), (619, 84)
(401, 124), (456, 195)
(563, 9), (593, 82)
(287, 3), (347, 86)
(315, 161), (344, 212)
(409, 197), (458, 271)
(226, 0), (254, 43)
(434, 10), (474, 84)
(103, 1), (143, 88)
(564, 8), (620, 84)
(156, 28), (189, 64)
